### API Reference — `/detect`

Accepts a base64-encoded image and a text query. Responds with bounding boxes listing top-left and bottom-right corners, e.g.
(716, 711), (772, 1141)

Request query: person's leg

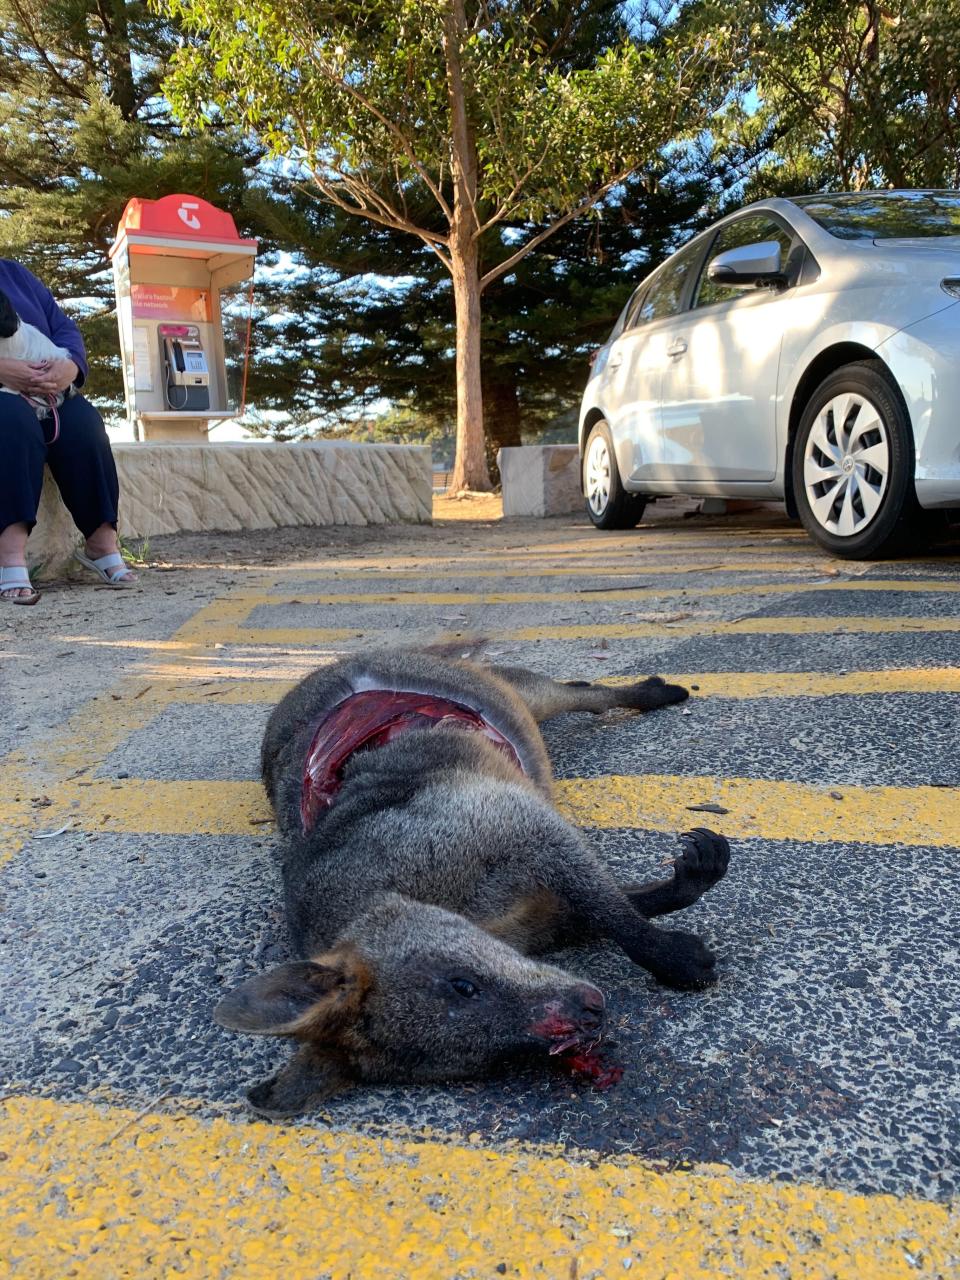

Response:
(0, 396), (47, 600)
(45, 395), (136, 583)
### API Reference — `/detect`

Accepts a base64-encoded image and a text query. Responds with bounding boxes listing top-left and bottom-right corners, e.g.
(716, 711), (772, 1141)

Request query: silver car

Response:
(579, 190), (960, 557)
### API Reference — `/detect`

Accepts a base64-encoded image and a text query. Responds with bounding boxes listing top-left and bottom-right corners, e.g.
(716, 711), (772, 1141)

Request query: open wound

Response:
(301, 689), (525, 831)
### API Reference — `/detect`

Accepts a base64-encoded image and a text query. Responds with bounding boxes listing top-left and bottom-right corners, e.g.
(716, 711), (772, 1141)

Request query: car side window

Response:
(633, 240), (703, 325)
(694, 216), (796, 309)
(618, 284), (649, 334)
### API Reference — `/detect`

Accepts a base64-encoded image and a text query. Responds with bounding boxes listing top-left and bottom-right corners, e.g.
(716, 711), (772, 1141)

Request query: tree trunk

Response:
(483, 368), (522, 452)
(103, 0), (138, 121)
(482, 367), (522, 483)
(449, 238), (491, 491)
(444, 0), (492, 493)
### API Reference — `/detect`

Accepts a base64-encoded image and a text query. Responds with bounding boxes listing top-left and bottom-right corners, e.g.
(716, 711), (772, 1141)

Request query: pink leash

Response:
(21, 393), (60, 443)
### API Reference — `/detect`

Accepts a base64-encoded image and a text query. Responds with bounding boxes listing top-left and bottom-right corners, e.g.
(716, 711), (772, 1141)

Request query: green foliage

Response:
(720, 1), (960, 193)
(156, 0), (734, 484)
(234, 153), (727, 447)
(160, 0), (729, 255)
(17, 0), (960, 462)
(0, 0), (315, 407)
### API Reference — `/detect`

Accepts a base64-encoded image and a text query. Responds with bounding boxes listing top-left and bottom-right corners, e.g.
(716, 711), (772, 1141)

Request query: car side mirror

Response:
(707, 240), (788, 290)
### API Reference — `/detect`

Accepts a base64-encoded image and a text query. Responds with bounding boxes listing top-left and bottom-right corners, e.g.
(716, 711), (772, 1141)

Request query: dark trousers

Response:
(0, 393), (120, 538)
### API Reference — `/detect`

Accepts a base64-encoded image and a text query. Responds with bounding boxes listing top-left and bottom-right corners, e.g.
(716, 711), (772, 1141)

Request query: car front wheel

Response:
(582, 421), (647, 530)
(793, 361), (919, 558)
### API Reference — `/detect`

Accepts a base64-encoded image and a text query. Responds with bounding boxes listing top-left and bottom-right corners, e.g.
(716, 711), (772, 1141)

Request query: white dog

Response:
(0, 289), (74, 419)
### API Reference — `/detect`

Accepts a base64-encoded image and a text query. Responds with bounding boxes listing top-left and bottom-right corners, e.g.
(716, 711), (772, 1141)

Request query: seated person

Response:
(0, 260), (137, 605)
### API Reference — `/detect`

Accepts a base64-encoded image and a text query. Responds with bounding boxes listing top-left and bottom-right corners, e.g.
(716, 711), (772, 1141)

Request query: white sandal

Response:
(0, 565), (41, 606)
(74, 549), (137, 587)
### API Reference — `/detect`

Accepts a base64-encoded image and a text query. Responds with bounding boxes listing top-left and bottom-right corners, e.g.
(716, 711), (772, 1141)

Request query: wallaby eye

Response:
(449, 977), (480, 999)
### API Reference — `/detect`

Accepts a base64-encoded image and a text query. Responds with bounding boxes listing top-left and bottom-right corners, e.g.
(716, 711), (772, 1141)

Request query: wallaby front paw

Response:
(648, 929), (717, 991)
(675, 827), (730, 893)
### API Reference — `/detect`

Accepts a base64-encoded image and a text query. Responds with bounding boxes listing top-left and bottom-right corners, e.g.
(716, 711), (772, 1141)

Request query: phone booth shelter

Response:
(109, 195), (257, 441)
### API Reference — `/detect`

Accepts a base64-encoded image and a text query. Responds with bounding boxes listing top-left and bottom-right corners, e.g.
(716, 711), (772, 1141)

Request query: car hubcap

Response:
(803, 393), (890, 537)
(585, 436), (611, 516)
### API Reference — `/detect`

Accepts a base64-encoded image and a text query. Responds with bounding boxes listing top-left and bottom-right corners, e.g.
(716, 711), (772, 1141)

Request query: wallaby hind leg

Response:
(625, 828), (730, 918)
(489, 665), (688, 722)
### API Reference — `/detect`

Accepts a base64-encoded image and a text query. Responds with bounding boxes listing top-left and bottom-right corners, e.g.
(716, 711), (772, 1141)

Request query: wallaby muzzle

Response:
(528, 984), (604, 1047)
(528, 985), (623, 1090)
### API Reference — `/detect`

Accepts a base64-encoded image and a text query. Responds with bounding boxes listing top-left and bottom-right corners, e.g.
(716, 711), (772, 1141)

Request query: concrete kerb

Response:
(499, 444), (582, 517)
(27, 441), (434, 580)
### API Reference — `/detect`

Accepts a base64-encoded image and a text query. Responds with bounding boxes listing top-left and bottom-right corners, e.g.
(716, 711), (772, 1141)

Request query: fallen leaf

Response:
(33, 821), (74, 840)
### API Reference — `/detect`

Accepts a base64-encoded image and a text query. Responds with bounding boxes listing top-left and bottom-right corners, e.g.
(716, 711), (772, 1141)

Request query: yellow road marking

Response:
(168, 613), (960, 647)
(4, 773), (957, 847)
(199, 579), (960, 608)
(267, 558), (826, 580)
(557, 775), (960, 846)
(1, 1097), (955, 1279)
(606, 667), (960, 698)
(4, 644), (957, 867)
(509, 616), (960, 641)
(480, 531), (814, 549)
(108, 665), (960, 703)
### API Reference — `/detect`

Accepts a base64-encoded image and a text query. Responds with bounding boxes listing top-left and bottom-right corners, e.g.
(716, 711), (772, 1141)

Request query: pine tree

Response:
(0, 0), (308, 409)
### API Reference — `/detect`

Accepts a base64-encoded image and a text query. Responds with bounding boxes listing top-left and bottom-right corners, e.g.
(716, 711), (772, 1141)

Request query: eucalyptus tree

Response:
(161, 0), (732, 489)
(0, 0), (288, 404)
(722, 1), (960, 194)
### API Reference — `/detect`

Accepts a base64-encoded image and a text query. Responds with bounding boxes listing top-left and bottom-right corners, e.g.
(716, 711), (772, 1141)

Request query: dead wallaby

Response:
(216, 651), (730, 1116)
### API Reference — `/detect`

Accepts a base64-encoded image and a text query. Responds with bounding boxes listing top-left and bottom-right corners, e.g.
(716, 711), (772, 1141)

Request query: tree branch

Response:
(307, 173), (452, 272)
(479, 174), (631, 292)
(302, 37), (454, 225)
(7, 0), (90, 101)
(286, 101), (450, 261)
(474, 136), (554, 239)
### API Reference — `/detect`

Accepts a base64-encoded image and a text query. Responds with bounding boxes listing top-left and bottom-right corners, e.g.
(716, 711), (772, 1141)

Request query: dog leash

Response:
(20, 392), (61, 443)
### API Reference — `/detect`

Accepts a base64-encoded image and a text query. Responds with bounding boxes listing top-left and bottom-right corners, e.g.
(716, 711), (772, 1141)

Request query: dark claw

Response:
(676, 828), (731, 885)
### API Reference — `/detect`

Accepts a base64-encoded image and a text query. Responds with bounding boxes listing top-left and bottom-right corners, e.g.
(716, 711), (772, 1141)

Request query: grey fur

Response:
(219, 651), (730, 1117)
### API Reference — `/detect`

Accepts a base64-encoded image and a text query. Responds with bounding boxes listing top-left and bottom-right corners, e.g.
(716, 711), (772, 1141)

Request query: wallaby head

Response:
(215, 894), (608, 1118)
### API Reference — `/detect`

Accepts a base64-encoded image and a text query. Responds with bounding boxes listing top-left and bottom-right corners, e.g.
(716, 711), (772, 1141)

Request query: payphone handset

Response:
(159, 322), (211, 411)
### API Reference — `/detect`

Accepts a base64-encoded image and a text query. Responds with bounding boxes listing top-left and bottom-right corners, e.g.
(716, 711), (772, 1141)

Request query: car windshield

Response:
(791, 191), (960, 241)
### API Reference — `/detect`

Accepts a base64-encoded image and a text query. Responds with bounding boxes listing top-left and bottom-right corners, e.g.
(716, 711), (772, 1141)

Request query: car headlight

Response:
(941, 278), (960, 299)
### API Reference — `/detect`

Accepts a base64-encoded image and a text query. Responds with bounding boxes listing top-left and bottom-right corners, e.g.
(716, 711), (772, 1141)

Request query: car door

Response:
(603, 238), (707, 482)
(658, 213), (804, 482)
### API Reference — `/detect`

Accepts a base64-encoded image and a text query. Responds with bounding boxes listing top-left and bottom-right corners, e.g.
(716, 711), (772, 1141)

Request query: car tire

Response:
(792, 360), (920, 559)
(582, 421), (647, 530)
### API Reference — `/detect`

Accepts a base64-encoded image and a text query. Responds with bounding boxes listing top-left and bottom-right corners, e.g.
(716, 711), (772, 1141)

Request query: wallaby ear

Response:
(214, 946), (371, 1037)
(246, 1045), (353, 1119)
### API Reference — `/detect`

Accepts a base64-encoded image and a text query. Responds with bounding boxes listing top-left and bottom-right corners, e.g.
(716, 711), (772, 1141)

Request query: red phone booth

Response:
(109, 194), (257, 440)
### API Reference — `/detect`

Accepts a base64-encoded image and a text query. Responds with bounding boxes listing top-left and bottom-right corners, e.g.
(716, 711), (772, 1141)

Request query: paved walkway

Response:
(1, 502), (958, 1276)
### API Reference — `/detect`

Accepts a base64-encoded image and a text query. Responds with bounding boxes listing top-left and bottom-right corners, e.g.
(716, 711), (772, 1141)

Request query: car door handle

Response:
(608, 352), (623, 370)
(667, 339), (687, 358)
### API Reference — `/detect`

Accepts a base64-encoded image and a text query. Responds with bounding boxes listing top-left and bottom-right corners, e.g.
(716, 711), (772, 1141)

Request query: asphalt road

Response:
(1, 500), (958, 1276)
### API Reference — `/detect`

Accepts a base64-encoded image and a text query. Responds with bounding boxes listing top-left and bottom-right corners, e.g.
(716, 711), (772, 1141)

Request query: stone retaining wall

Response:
(28, 441), (432, 579)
